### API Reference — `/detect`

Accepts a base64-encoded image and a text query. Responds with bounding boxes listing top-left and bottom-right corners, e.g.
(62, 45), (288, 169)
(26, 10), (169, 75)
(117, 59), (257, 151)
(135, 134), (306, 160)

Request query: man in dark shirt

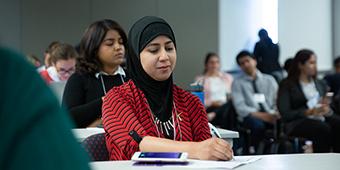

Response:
(324, 57), (340, 95)
(325, 57), (340, 115)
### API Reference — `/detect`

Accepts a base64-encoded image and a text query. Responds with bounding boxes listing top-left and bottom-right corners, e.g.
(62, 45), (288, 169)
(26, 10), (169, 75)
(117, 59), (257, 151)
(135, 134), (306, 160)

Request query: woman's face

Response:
(97, 29), (125, 69)
(299, 54), (317, 77)
(140, 35), (176, 81)
(206, 56), (220, 73)
(54, 58), (76, 81)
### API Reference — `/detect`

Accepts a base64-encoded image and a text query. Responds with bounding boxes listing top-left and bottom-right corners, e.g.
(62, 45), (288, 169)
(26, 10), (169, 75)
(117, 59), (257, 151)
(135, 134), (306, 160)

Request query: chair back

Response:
(82, 133), (109, 161)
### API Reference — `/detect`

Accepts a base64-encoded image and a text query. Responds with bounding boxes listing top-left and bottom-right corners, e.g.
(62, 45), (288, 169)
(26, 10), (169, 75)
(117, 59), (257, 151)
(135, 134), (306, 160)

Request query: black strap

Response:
(129, 130), (143, 144)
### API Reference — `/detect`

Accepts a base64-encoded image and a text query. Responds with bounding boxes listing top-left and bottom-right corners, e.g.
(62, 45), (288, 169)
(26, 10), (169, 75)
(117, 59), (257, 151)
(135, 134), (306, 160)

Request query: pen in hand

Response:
(208, 123), (235, 161)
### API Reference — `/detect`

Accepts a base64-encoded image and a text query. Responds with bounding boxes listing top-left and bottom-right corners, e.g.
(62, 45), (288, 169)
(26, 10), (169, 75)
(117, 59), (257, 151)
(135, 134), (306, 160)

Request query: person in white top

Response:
(278, 49), (340, 153)
(195, 52), (233, 127)
(40, 43), (77, 84)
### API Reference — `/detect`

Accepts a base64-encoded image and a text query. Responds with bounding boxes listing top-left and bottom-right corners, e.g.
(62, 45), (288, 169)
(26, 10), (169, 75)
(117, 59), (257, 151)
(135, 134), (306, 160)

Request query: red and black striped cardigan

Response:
(102, 80), (211, 160)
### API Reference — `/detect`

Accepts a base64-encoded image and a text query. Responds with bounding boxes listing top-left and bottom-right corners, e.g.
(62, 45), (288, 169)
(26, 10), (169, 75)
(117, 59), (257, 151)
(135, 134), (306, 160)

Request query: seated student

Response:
(62, 19), (129, 128)
(40, 43), (77, 84)
(324, 57), (340, 115)
(102, 16), (233, 161)
(0, 47), (90, 170)
(231, 50), (279, 152)
(332, 90), (340, 115)
(324, 56), (340, 95)
(37, 41), (61, 72)
(195, 52), (233, 126)
(278, 49), (340, 153)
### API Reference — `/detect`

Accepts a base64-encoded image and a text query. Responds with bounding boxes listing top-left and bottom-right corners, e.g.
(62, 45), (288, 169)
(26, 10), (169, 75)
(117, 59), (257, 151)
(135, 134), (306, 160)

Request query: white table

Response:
(216, 128), (239, 147)
(236, 153), (339, 170)
(72, 128), (105, 142)
(90, 153), (339, 170)
(72, 128), (239, 145)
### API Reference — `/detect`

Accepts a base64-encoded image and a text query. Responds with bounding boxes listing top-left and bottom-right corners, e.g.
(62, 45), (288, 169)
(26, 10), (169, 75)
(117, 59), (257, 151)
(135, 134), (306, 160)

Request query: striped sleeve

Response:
(102, 85), (145, 160)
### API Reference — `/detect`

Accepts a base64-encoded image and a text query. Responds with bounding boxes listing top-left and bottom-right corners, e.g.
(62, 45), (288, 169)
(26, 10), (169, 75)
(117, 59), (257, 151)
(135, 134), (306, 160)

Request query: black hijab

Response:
(127, 16), (176, 122)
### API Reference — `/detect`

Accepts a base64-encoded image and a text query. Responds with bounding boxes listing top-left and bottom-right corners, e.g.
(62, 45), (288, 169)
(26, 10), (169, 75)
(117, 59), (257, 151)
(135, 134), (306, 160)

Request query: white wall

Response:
(218, 0), (278, 71)
(219, 0), (332, 71)
(279, 0), (332, 71)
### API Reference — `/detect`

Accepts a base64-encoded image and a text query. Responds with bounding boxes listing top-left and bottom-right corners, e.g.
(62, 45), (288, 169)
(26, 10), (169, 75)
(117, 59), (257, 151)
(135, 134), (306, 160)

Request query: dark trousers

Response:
(288, 115), (340, 153)
(242, 115), (273, 150)
(207, 102), (230, 129)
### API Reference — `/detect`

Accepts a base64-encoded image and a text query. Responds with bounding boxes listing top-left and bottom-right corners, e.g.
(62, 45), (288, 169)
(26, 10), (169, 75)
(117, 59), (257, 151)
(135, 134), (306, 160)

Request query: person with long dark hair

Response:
(278, 49), (340, 152)
(195, 52), (233, 125)
(62, 19), (129, 128)
(102, 16), (233, 160)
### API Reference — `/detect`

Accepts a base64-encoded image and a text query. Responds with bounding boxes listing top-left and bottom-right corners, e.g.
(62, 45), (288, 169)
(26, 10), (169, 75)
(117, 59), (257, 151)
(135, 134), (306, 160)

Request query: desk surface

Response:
(236, 153), (339, 170)
(90, 153), (339, 170)
(73, 128), (239, 142)
(72, 128), (105, 142)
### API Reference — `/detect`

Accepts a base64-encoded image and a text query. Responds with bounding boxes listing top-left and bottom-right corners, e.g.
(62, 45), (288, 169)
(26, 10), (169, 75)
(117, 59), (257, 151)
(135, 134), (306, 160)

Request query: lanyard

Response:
(100, 74), (125, 95)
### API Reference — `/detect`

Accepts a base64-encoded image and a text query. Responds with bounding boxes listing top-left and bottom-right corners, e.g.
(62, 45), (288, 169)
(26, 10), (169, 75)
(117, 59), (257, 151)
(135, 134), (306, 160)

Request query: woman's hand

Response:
(314, 104), (330, 116)
(190, 137), (233, 160)
(305, 104), (330, 116)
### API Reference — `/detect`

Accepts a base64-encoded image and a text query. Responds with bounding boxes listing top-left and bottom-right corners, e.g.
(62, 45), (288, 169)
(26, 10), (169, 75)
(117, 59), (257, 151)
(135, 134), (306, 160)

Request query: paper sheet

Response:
(184, 156), (261, 169)
(148, 156), (261, 169)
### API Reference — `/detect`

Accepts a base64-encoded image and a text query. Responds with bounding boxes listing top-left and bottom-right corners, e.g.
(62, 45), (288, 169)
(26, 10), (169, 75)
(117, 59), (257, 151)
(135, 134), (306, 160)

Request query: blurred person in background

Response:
(232, 50), (279, 153)
(40, 43), (77, 84)
(195, 52), (233, 127)
(254, 29), (283, 82)
(37, 41), (61, 72)
(324, 56), (340, 95)
(278, 49), (340, 153)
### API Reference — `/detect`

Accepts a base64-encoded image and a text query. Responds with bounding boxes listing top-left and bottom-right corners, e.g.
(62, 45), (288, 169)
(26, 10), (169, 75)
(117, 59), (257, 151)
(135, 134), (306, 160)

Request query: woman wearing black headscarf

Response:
(102, 16), (233, 160)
